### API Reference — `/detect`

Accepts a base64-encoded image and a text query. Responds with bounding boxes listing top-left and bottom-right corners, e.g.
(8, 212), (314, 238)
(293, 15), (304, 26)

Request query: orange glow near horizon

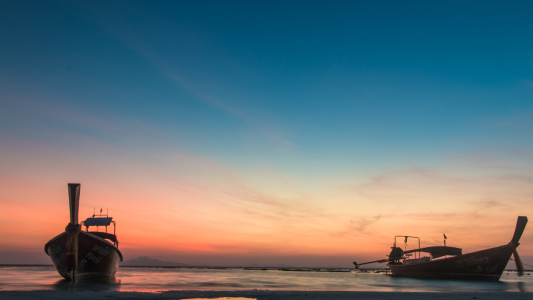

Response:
(1, 149), (533, 267)
(1, 136), (533, 267)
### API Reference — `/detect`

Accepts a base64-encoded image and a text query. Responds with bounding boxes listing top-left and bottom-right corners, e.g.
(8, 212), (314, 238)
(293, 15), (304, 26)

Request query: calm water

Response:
(0, 266), (532, 292)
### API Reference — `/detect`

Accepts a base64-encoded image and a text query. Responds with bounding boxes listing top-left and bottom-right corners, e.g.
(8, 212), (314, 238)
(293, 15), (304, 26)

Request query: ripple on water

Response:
(0, 266), (531, 292)
(184, 298), (256, 300)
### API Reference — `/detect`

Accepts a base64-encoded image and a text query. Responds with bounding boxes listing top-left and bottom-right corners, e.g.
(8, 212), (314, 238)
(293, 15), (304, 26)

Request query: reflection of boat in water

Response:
(53, 277), (122, 291)
(353, 216), (527, 281)
(44, 183), (123, 281)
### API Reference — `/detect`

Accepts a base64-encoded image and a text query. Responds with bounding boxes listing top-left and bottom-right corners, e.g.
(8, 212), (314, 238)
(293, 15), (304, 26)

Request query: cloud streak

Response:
(88, 9), (294, 150)
(350, 215), (382, 232)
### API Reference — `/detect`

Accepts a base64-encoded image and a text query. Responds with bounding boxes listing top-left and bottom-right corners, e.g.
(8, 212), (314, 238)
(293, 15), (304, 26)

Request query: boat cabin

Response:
(80, 209), (119, 247)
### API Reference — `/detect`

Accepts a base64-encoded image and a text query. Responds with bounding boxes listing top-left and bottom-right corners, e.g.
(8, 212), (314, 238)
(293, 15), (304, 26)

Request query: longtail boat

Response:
(44, 183), (123, 281)
(353, 216), (527, 281)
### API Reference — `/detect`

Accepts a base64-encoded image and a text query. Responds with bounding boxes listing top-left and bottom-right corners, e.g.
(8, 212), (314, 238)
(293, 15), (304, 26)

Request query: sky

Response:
(1, 0), (533, 268)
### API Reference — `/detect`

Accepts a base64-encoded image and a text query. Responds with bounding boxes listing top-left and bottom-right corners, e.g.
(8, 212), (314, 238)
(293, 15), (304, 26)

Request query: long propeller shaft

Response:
(513, 249), (524, 277)
(353, 259), (388, 269)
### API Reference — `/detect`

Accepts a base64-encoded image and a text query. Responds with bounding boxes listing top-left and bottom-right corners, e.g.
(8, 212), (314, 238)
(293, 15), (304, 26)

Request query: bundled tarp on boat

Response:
(402, 246), (462, 258)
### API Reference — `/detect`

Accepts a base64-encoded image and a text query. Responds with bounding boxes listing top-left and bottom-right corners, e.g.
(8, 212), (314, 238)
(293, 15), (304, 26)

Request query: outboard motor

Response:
(388, 247), (403, 262)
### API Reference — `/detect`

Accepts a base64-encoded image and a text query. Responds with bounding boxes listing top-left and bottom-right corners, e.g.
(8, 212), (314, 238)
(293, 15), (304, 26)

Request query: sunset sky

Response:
(1, 1), (533, 268)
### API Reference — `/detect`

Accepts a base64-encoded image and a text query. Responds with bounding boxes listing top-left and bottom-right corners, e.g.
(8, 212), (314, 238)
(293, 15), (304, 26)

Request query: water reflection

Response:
(517, 282), (526, 293)
(184, 298), (256, 300)
(0, 266), (531, 292)
(52, 277), (121, 291)
(385, 276), (512, 292)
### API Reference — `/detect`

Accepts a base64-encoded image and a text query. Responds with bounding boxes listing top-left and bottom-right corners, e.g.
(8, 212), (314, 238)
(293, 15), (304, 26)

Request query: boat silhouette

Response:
(44, 183), (123, 281)
(353, 216), (527, 280)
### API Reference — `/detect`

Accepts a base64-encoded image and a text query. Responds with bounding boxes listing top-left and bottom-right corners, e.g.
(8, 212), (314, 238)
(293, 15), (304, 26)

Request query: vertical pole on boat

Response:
(417, 237), (420, 259)
(443, 233), (447, 258)
(67, 183), (81, 283)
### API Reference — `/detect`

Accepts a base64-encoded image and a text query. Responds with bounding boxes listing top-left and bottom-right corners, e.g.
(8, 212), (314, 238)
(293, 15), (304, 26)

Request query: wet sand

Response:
(1, 290), (532, 300)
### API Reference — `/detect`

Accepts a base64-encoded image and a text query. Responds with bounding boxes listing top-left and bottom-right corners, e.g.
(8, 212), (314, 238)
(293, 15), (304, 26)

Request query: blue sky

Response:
(2, 1), (531, 159)
(1, 1), (533, 265)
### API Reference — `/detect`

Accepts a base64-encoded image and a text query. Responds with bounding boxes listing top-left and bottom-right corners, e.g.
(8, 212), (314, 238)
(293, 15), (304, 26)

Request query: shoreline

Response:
(1, 290), (532, 300)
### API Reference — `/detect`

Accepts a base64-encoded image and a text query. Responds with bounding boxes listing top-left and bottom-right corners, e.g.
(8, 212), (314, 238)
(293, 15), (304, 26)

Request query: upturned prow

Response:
(511, 216), (528, 246)
(68, 183), (80, 225)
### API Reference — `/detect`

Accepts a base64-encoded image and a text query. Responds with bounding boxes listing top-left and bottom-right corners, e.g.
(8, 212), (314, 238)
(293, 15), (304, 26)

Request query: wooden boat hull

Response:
(45, 231), (123, 281)
(388, 243), (514, 280)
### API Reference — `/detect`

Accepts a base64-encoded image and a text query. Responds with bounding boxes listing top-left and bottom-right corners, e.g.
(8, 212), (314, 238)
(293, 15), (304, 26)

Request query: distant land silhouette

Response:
(121, 257), (295, 268)
(276, 264), (291, 268)
(122, 256), (190, 267)
(246, 263), (293, 268)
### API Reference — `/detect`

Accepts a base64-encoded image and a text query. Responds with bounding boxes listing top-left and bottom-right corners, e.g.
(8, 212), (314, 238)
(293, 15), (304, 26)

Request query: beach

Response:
(1, 290), (533, 300)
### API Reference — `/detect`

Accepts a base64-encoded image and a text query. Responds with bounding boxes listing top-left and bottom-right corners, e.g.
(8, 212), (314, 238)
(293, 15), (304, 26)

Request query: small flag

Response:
(443, 234), (447, 239)
(100, 208), (102, 213)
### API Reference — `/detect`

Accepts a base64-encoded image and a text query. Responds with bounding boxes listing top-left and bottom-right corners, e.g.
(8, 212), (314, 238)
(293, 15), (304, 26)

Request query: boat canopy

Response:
(402, 246), (462, 258)
(83, 217), (113, 226)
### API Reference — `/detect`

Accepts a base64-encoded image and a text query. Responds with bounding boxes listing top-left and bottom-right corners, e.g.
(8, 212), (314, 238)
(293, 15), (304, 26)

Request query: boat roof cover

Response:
(402, 246), (462, 258)
(84, 217), (113, 226)
(88, 231), (118, 244)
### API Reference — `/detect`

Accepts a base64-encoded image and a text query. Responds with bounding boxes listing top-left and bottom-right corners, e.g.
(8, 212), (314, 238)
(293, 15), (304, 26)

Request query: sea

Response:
(0, 266), (532, 293)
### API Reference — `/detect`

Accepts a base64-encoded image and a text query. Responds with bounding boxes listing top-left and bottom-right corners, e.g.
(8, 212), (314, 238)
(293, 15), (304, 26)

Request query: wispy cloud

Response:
(350, 215), (381, 232)
(398, 212), (482, 222)
(354, 166), (533, 206)
(471, 198), (509, 209)
(89, 9), (293, 150)
(0, 91), (160, 146)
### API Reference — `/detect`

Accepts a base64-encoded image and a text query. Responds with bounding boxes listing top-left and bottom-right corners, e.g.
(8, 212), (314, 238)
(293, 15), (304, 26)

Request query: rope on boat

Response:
(64, 223), (81, 282)
(65, 224), (81, 255)
(377, 263), (388, 269)
(374, 263), (390, 274)
(510, 258), (533, 269)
